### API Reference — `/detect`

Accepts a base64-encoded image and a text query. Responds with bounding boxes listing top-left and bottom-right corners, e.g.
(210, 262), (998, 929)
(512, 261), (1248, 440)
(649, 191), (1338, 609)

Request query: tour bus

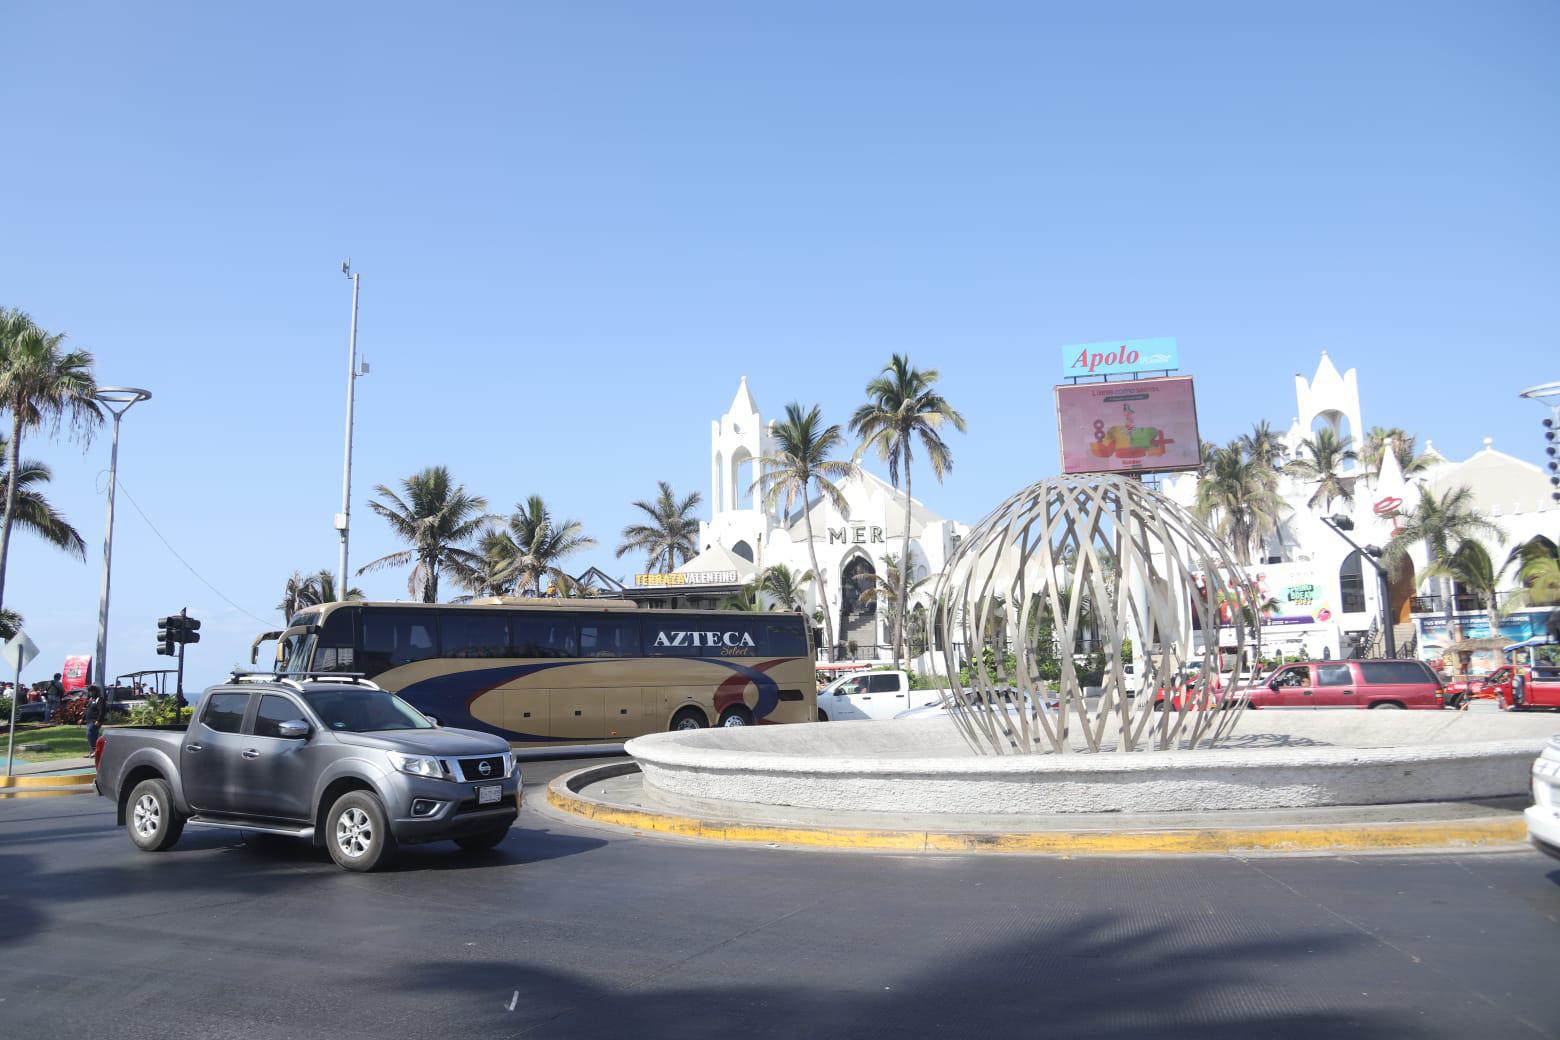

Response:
(256, 599), (817, 746)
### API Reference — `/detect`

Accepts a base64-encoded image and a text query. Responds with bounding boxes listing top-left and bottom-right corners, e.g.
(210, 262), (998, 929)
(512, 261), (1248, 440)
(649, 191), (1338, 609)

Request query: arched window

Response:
(731, 540), (754, 563)
(1340, 550), (1366, 614)
(732, 448), (754, 510)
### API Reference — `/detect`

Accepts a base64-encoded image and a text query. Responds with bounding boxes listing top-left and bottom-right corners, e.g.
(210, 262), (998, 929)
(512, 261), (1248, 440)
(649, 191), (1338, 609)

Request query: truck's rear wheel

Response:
(326, 791), (396, 872)
(127, 778), (184, 852)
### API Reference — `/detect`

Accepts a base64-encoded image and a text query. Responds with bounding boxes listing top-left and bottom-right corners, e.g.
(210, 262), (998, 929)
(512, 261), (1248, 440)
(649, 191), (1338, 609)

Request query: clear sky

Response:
(2, 1), (1556, 689)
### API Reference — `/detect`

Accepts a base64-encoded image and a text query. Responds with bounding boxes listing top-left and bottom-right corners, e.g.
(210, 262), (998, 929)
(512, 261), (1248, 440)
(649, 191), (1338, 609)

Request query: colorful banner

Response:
(1054, 376), (1201, 475)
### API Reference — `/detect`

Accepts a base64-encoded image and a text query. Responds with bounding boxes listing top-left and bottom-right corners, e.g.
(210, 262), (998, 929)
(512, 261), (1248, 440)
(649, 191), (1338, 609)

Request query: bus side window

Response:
(511, 615), (577, 658)
(362, 611), (439, 676)
(314, 607), (358, 672)
(642, 618), (702, 657)
(441, 611), (509, 659)
(763, 619), (807, 658)
(579, 617), (642, 658)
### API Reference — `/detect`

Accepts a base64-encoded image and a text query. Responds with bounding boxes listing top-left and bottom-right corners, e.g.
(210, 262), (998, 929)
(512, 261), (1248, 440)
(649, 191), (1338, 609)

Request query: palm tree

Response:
(858, 553), (932, 652)
(477, 495), (597, 596)
(1238, 420), (1288, 474)
(0, 608), (21, 641)
(616, 481), (702, 574)
(0, 437), (86, 560)
(358, 466), (491, 602)
(1383, 485), (1501, 628)
(277, 569), (365, 620)
(1195, 440), (1287, 565)
(1427, 540), (1507, 620)
(1285, 428), (1358, 510)
(850, 355), (966, 669)
(1507, 537), (1560, 607)
(751, 402), (857, 658)
(761, 563), (815, 612)
(0, 310), (100, 617)
(1361, 426), (1433, 476)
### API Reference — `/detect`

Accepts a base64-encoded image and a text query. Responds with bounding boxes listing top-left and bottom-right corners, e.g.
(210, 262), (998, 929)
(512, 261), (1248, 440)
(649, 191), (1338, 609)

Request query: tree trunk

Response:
(802, 502), (834, 661)
(897, 457), (912, 671)
(0, 416), (23, 617)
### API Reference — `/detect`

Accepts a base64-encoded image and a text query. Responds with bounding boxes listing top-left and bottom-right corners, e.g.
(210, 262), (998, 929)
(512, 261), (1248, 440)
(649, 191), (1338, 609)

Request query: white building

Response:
(627, 377), (968, 663)
(630, 360), (1555, 675)
(1164, 352), (1557, 671)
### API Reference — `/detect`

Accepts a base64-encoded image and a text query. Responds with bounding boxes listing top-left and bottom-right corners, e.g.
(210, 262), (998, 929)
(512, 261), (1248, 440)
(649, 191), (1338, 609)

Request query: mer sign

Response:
(1061, 337), (1178, 378)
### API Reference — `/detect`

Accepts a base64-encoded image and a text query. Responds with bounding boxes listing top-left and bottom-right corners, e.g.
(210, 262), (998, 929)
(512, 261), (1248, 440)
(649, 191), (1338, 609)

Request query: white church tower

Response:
(705, 376), (774, 565)
(1289, 351), (1365, 470)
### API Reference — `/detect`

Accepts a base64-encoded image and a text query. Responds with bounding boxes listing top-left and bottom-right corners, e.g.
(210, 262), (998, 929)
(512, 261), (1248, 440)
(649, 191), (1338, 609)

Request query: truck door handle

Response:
(185, 744), (203, 753)
(241, 748), (260, 759)
(1342, 690), (1355, 695)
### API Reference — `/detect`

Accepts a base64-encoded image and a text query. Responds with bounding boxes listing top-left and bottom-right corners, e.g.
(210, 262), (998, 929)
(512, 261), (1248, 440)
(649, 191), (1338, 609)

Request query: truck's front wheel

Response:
(325, 791), (397, 872)
(127, 778), (185, 853)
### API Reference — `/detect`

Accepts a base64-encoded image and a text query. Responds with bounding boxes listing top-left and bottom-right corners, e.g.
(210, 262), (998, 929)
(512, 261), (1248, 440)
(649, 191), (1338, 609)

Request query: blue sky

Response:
(2, 2), (1555, 688)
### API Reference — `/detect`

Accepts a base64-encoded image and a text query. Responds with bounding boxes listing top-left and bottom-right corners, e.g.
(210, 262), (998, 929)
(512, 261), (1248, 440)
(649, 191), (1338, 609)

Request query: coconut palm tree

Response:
(277, 569), (364, 620)
(0, 437), (86, 561)
(761, 563), (815, 612)
(751, 402), (857, 657)
(1427, 540), (1507, 620)
(477, 495), (597, 596)
(0, 310), (100, 617)
(0, 607), (21, 641)
(358, 466), (491, 602)
(1361, 426), (1433, 476)
(1506, 536), (1560, 607)
(858, 553), (932, 652)
(850, 355), (966, 669)
(1285, 428), (1358, 510)
(1238, 420), (1287, 475)
(1195, 440), (1287, 565)
(616, 481), (702, 574)
(1383, 485), (1501, 628)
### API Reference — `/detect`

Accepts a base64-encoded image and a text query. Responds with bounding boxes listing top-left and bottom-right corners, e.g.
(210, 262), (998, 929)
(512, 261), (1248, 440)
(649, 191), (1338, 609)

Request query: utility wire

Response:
(110, 475), (273, 627)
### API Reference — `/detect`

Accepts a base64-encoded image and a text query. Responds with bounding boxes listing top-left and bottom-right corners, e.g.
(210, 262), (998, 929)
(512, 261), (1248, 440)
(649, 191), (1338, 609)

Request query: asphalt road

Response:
(2, 755), (1558, 1040)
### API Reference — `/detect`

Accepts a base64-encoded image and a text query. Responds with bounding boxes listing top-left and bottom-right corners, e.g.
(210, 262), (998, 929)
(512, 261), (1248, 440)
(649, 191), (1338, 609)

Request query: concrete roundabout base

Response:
(545, 710), (1557, 856)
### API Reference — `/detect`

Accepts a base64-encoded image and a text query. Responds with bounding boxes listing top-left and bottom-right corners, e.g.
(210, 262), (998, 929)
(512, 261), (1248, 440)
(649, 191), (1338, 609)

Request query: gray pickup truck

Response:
(95, 675), (521, 871)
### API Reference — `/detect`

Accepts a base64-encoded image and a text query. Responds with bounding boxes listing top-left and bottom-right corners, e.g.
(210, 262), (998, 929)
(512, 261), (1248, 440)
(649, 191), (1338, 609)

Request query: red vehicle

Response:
(1246, 659), (1445, 710)
(1448, 666), (1518, 709)
(1507, 639), (1560, 711)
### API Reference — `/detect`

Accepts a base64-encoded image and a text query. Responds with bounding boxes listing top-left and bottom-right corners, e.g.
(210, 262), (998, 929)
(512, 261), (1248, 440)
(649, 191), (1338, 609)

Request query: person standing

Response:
(46, 672), (64, 721)
(84, 685), (105, 757)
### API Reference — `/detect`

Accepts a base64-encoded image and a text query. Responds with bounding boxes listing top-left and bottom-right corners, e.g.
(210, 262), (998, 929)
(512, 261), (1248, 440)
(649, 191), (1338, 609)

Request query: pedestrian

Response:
(84, 684), (106, 756)
(46, 672), (64, 720)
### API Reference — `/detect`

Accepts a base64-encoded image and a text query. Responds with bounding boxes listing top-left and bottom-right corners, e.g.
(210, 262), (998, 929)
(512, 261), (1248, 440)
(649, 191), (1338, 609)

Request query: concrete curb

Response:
(548, 763), (1528, 856)
(0, 786), (94, 799)
(0, 772), (95, 789)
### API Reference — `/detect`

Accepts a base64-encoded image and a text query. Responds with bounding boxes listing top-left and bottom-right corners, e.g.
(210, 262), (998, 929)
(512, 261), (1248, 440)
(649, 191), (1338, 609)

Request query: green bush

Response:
(128, 694), (193, 726)
(0, 694), (10, 721)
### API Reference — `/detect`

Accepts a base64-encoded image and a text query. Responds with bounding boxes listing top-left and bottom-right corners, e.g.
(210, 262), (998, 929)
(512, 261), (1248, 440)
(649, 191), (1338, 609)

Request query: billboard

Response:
(1054, 376), (1201, 474)
(1060, 337), (1178, 378)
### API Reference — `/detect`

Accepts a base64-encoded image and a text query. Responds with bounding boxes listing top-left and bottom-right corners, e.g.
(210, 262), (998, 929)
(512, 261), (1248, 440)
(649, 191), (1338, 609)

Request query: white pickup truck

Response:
(816, 670), (944, 721)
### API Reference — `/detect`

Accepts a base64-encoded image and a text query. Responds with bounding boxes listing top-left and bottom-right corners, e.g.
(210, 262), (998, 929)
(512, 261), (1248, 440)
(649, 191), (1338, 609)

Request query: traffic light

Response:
(179, 616), (201, 645)
(156, 617), (176, 656)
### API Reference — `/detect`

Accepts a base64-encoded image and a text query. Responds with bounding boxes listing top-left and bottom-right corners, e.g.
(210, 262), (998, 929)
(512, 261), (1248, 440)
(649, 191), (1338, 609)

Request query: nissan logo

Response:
(478, 760), (492, 777)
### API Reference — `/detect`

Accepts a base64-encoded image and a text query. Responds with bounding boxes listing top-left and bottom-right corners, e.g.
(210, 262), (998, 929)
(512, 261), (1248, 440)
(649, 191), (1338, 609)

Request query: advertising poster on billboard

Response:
(1060, 337), (1179, 379)
(1054, 376), (1201, 475)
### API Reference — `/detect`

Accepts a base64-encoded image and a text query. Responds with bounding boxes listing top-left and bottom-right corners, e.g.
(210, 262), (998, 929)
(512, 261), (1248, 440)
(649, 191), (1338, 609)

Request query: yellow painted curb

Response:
(0, 786), (92, 799)
(0, 772), (95, 788)
(547, 771), (1528, 856)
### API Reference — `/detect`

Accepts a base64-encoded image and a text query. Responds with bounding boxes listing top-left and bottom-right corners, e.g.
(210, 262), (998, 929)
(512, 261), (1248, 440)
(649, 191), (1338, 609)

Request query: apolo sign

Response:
(1061, 337), (1178, 378)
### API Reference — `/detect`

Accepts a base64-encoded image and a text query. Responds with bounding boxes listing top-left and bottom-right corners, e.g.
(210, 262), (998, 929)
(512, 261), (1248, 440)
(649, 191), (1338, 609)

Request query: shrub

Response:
(53, 698), (86, 725)
(128, 694), (191, 727)
(0, 694), (11, 721)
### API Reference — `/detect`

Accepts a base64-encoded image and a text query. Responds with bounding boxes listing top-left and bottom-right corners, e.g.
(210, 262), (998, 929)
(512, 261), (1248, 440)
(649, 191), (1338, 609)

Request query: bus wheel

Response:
(719, 707), (753, 728)
(670, 708), (707, 732)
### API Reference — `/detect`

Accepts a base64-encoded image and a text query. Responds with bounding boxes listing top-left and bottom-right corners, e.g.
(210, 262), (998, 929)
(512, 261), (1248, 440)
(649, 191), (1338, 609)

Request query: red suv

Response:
(1247, 659), (1445, 710)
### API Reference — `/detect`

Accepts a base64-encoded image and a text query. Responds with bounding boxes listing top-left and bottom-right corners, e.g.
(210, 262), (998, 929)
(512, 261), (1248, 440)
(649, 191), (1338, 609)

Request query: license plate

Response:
(477, 784), (502, 805)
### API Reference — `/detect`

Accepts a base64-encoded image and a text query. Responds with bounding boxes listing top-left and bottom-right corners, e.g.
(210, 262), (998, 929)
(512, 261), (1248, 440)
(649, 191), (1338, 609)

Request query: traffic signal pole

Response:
(176, 608), (188, 709)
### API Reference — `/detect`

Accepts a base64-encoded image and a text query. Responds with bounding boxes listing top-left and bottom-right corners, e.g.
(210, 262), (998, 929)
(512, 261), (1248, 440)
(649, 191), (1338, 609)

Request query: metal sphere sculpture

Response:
(933, 473), (1259, 755)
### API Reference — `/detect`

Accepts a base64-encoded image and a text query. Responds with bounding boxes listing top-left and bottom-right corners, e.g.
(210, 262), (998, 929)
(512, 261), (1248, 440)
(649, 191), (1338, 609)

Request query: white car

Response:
(817, 670), (943, 722)
(1526, 735), (1560, 860)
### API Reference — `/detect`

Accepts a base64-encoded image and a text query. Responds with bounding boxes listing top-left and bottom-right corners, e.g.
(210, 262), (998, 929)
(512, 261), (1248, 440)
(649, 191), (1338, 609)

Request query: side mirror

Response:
(277, 719), (310, 740)
(424, 713), (440, 726)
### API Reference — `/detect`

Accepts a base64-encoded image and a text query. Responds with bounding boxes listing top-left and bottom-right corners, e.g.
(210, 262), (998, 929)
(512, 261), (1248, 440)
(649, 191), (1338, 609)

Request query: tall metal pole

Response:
(337, 266), (361, 597)
(92, 388), (151, 689)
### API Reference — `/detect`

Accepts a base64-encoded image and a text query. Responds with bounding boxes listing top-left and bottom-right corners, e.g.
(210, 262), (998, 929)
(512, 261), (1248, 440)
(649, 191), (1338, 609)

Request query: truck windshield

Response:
(301, 689), (434, 732)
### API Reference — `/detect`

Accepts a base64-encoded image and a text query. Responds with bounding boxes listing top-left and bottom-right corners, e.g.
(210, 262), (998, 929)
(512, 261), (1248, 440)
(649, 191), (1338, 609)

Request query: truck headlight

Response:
(387, 752), (447, 779)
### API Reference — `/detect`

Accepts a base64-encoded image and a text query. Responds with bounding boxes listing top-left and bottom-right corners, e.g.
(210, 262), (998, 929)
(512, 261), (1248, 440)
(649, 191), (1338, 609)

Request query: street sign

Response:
(1, 631), (39, 673)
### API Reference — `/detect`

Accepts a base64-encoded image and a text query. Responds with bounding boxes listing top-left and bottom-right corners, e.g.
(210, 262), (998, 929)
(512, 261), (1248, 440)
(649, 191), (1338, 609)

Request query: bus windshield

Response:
(302, 689), (433, 733)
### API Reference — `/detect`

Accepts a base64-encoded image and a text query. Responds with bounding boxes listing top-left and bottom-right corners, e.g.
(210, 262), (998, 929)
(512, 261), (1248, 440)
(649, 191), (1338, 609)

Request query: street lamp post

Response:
(336, 263), (365, 598)
(1321, 514), (1395, 658)
(93, 387), (152, 689)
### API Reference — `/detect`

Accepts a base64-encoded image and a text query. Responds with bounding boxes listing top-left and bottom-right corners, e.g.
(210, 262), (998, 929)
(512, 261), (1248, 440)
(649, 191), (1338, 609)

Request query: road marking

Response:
(507, 991), (518, 1011)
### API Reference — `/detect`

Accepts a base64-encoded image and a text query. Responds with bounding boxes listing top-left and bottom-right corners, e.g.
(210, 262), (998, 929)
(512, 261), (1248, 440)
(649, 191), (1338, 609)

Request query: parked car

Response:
(1526, 735), (1560, 860)
(94, 675), (521, 871)
(817, 670), (943, 721)
(1245, 659), (1445, 710)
